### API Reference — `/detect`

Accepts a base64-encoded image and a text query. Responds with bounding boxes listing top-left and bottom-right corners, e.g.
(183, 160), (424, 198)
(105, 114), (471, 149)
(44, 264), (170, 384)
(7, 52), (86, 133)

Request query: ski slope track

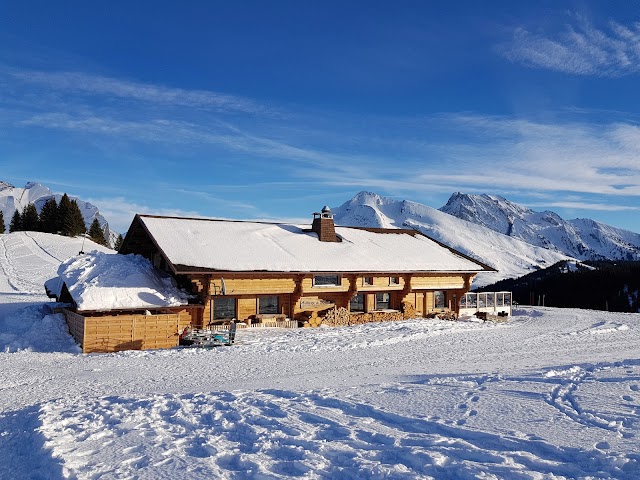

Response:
(1, 232), (640, 478)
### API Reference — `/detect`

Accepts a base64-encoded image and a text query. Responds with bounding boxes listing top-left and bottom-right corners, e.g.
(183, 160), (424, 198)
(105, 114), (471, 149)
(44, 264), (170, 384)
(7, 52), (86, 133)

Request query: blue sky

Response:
(1, 1), (640, 234)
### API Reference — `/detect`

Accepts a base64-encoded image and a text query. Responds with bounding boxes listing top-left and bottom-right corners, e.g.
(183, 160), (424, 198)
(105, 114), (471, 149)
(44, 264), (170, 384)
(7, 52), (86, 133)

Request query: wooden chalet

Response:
(118, 207), (496, 331)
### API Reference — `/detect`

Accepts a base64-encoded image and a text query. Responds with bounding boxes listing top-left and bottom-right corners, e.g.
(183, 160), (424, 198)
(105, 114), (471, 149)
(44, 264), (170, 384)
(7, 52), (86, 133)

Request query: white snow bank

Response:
(0, 304), (80, 353)
(57, 251), (189, 311)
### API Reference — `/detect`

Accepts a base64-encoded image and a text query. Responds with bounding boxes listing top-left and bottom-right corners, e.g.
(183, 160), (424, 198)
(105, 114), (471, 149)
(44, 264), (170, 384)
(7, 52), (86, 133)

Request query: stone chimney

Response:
(312, 206), (339, 242)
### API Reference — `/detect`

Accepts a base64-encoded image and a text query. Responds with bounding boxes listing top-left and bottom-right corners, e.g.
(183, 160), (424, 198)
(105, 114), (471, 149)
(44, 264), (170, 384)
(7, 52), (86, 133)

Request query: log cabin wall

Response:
(190, 272), (476, 323)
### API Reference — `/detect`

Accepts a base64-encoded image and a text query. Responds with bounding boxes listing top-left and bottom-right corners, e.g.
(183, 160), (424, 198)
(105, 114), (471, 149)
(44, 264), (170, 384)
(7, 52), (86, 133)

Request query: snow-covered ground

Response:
(1, 232), (640, 479)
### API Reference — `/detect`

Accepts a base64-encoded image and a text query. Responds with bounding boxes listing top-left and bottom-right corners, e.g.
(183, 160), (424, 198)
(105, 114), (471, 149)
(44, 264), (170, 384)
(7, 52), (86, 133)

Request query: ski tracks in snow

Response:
(545, 362), (640, 440)
(0, 233), (61, 294)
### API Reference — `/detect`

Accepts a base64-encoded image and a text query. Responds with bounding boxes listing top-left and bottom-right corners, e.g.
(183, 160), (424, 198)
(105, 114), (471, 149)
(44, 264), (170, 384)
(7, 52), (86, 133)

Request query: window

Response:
(350, 293), (365, 312)
(259, 295), (279, 315)
(314, 275), (340, 286)
(478, 293), (486, 308)
(504, 292), (512, 306)
(389, 276), (399, 285)
(376, 292), (390, 310)
(459, 294), (467, 308)
(434, 291), (446, 309)
(363, 276), (373, 286)
(214, 297), (236, 319)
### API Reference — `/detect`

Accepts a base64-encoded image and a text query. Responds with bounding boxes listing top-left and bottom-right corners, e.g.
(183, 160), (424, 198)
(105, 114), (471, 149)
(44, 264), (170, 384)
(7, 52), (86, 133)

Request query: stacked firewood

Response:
(303, 311), (324, 328)
(322, 307), (350, 326)
(426, 311), (458, 321)
(401, 301), (420, 319)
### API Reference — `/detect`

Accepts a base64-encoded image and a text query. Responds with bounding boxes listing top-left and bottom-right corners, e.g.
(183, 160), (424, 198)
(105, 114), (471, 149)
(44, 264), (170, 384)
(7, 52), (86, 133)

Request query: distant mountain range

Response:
(332, 192), (569, 287)
(0, 181), (116, 246)
(440, 193), (640, 261)
(332, 191), (640, 287)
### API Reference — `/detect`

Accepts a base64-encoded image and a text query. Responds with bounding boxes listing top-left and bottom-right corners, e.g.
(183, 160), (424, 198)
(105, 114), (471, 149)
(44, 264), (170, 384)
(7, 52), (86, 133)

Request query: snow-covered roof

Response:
(138, 215), (488, 273)
(58, 251), (189, 311)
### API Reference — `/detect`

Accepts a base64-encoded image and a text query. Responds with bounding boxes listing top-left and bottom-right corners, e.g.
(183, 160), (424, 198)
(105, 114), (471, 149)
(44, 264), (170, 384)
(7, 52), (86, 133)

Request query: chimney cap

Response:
(321, 205), (331, 213)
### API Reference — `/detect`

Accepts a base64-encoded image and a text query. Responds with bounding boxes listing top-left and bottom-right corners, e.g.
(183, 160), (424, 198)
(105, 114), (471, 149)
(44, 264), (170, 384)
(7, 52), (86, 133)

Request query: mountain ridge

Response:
(0, 181), (116, 246)
(332, 191), (570, 287)
(440, 192), (640, 261)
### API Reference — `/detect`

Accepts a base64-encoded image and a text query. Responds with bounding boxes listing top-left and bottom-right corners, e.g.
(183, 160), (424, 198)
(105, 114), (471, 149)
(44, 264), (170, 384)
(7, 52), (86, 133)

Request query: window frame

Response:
(313, 274), (341, 287)
(434, 290), (446, 309)
(389, 276), (400, 285)
(258, 295), (279, 315)
(349, 293), (365, 312)
(213, 297), (237, 320)
(375, 292), (391, 310)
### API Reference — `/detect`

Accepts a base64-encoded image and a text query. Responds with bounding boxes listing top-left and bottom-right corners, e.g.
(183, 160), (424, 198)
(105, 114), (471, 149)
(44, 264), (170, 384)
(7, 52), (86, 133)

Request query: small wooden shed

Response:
(62, 307), (195, 353)
(49, 251), (195, 353)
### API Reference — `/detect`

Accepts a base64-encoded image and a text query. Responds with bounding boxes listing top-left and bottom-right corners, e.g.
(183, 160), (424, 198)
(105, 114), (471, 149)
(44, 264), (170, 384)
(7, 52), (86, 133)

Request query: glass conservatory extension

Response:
(459, 292), (512, 317)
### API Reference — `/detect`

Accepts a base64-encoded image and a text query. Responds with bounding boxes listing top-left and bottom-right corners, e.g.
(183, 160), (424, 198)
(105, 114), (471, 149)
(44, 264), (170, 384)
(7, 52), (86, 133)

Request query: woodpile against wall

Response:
(319, 301), (457, 327)
(321, 307), (405, 326)
(302, 311), (324, 328)
(401, 301), (421, 319)
(425, 311), (458, 321)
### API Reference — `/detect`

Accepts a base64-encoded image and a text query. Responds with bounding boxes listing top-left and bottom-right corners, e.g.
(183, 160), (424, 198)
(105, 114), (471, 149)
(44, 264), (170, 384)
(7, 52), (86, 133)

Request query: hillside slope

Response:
(332, 192), (569, 286)
(0, 231), (113, 319)
(440, 193), (640, 261)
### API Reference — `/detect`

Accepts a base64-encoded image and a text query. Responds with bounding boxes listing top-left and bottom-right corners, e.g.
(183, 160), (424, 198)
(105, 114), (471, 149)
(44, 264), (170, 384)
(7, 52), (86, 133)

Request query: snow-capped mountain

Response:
(0, 181), (116, 246)
(332, 192), (570, 287)
(440, 193), (640, 261)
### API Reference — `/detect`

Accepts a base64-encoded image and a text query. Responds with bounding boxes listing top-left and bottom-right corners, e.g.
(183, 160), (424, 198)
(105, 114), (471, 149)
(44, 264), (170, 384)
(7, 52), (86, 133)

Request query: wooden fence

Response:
(63, 309), (190, 353)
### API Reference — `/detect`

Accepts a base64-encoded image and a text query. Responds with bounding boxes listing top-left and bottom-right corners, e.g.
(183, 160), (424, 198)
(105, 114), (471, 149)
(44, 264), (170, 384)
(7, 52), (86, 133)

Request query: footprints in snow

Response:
(455, 389), (481, 426)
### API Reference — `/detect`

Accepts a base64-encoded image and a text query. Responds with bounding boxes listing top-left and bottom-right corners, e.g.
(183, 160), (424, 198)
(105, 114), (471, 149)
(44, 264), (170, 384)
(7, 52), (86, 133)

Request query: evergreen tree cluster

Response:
(478, 260), (640, 313)
(4, 194), (110, 247)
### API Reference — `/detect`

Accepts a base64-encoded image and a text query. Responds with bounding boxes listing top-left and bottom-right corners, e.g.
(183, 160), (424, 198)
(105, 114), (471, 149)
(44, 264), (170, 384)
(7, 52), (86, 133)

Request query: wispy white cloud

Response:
(500, 15), (640, 77)
(6, 68), (273, 115)
(86, 196), (204, 233)
(419, 114), (640, 198)
(529, 201), (640, 212)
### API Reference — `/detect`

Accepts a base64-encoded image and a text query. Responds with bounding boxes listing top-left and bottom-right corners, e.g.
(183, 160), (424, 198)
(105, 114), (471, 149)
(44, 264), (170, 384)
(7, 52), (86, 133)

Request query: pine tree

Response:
(9, 210), (22, 232)
(57, 194), (72, 235)
(39, 198), (59, 233)
(89, 218), (107, 246)
(21, 203), (40, 231)
(0, 211), (5, 234)
(65, 200), (87, 237)
(113, 233), (124, 251)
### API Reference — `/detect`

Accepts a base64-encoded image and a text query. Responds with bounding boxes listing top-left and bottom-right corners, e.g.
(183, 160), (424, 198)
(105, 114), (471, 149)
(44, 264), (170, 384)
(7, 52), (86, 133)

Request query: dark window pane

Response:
(390, 276), (399, 284)
(376, 292), (390, 310)
(460, 295), (467, 308)
(314, 275), (340, 286)
(214, 297), (236, 319)
(434, 291), (446, 309)
(504, 292), (511, 305)
(350, 293), (365, 312)
(363, 277), (373, 285)
(259, 296), (279, 314)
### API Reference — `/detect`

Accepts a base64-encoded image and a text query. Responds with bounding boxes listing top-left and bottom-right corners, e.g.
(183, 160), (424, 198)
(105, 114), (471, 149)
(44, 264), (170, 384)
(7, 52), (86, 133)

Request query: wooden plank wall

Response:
(63, 309), (85, 346)
(78, 312), (187, 353)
